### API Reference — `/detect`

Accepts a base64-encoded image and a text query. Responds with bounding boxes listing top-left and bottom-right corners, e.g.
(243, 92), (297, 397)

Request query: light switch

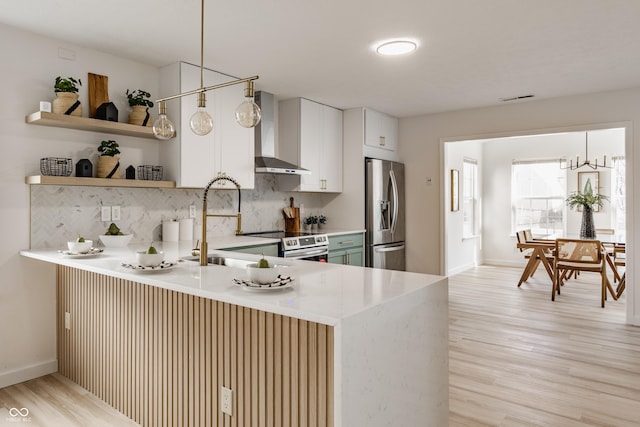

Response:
(101, 206), (111, 222)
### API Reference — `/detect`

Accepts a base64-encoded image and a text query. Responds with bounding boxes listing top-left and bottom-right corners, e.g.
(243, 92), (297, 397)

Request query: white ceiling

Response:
(2, 0), (640, 118)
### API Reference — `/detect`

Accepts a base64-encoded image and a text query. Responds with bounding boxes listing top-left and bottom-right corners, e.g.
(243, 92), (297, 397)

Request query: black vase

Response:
(580, 205), (596, 239)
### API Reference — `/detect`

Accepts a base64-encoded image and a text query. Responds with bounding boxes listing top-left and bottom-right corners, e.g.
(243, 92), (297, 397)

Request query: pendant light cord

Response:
(200, 0), (205, 90)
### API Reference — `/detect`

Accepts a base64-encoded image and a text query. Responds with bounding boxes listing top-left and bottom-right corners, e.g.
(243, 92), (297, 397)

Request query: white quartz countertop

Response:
(20, 240), (444, 326)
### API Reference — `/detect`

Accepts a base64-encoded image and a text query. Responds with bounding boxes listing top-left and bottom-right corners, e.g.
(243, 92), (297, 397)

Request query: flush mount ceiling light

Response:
(152, 0), (261, 140)
(375, 40), (417, 56)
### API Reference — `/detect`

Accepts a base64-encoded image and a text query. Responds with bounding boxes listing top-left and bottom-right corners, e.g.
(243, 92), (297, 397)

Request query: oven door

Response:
(282, 246), (329, 262)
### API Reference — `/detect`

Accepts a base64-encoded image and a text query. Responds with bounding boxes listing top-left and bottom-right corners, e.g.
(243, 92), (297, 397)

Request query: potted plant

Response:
(304, 215), (319, 232)
(318, 214), (327, 228)
(96, 140), (122, 179)
(566, 178), (608, 238)
(52, 76), (83, 116)
(126, 89), (154, 126)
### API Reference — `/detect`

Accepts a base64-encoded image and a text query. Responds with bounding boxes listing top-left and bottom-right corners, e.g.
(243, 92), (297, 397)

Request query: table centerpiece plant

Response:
(565, 178), (608, 238)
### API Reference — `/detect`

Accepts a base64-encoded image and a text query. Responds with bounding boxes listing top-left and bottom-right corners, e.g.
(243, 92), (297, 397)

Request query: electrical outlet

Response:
(221, 386), (232, 416)
(101, 206), (111, 222)
(189, 205), (197, 219)
(64, 312), (71, 330)
(111, 205), (121, 221)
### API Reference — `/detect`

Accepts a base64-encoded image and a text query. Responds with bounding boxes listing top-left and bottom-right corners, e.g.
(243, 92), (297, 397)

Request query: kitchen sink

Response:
(180, 255), (255, 268)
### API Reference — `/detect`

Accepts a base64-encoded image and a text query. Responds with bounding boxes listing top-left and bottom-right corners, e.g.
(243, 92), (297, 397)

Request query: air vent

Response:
(499, 94), (535, 102)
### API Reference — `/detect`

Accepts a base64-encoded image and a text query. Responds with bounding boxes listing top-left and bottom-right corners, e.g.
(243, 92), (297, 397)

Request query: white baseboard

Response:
(0, 360), (57, 389)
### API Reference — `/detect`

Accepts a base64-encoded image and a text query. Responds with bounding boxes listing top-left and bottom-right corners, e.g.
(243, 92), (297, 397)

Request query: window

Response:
(611, 156), (626, 237)
(511, 160), (566, 238)
(462, 158), (478, 237)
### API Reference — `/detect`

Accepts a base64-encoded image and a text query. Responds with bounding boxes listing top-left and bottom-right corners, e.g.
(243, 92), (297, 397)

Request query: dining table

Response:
(516, 235), (626, 299)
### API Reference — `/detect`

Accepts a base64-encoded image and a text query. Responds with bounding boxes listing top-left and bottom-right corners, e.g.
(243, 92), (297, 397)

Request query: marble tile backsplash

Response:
(30, 174), (328, 248)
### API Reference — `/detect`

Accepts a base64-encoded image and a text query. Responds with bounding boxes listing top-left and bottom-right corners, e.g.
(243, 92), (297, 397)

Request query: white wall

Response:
(444, 140), (483, 275)
(399, 88), (638, 325)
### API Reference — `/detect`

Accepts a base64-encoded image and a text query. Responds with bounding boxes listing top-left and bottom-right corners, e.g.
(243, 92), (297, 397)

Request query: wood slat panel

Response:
(57, 266), (334, 427)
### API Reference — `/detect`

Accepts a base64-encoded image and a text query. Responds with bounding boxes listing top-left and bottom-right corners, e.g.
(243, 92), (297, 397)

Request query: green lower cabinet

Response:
(220, 243), (279, 257)
(328, 233), (364, 266)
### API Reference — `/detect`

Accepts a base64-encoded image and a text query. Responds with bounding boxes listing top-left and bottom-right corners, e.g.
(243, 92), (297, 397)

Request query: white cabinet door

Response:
(299, 99), (323, 191)
(322, 105), (343, 192)
(280, 98), (343, 193)
(160, 62), (254, 189)
(364, 108), (397, 152)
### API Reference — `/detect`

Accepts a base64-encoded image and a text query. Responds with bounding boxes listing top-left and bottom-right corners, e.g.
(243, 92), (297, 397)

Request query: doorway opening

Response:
(442, 126), (628, 311)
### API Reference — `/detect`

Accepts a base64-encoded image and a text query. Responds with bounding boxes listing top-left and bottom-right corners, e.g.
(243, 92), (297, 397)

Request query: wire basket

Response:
(137, 165), (163, 181)
(40, 157), (73, 176)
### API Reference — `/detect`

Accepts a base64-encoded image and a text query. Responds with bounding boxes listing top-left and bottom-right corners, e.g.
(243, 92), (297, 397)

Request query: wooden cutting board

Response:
(88, 73), (110, 118)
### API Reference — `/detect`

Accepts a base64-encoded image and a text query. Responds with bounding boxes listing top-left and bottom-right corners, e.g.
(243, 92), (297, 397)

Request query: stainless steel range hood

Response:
(254, 91), (309, 175)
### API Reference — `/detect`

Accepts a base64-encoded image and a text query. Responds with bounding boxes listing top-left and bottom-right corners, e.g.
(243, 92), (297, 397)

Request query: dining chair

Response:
(516, 230), (555, 286)
(552, 238), (617, 307)
(516, 230), (540, 283)
(614, 244), (626, 298)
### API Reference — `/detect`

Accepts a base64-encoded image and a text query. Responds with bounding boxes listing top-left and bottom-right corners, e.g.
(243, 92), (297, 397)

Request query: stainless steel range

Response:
(243, 231), (329, 261)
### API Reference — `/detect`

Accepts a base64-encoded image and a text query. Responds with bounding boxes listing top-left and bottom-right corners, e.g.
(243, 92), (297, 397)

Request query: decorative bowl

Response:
(99, 234), (133, 247)
(136, 250), (164, 267)
(67, 239), (93, 253)
(246, 263), (280, 284)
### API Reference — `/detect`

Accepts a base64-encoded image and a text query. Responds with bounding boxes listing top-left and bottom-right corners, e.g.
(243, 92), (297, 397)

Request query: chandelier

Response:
(560, 132), (612, 170)
(151, 0), (262, 140)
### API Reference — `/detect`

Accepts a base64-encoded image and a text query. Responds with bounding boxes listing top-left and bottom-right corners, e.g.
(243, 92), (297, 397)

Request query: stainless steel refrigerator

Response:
(365, 158), (406, 270)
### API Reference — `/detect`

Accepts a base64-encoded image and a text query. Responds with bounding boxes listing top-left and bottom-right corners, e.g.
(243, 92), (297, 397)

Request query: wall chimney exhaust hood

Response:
(254, 91), (310, 175)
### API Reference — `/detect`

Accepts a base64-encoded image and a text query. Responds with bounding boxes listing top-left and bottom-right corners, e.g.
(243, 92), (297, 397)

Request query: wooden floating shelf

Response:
(26, 175), (176, 189)
(25, 111), (158, 139)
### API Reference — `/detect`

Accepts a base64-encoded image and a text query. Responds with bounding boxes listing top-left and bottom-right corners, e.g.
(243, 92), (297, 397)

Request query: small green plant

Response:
(126, 89), (154, 108)
(304, 215), (319, 225)
(566, 178), (608, 210)
(54, 76), (82, 93)
(318, 215), (327, 225)
(97, 140), (120, 157)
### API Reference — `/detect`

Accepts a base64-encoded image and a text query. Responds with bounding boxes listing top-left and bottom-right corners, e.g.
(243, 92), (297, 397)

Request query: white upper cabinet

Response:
(159, 62), (254, 189)
(364, 108), (398, 152)
(279, 98), (343, 192)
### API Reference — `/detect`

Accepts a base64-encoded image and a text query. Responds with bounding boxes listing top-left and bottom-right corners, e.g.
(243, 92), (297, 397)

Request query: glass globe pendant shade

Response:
(235, 99), (262, 128)
(152, 101), (176, 140)
(235, 80), (261, 128)
(190, 92), (213, 136)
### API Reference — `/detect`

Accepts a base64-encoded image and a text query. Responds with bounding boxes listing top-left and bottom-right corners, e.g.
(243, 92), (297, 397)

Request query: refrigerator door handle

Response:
(374, 244), (406, 253)
(389, 169), (399, 234)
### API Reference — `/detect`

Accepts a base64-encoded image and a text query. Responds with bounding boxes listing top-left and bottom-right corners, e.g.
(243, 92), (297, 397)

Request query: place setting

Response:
(58, 237), (104, 258)
(120, 243), (177, 273)
(233, 256), (294, 291)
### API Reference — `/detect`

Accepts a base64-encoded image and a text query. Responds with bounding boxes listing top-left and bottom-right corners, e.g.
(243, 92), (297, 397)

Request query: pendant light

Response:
(560, 132), (612, 170)
(152, 101), (176, 140)
(152, 0), (261, 140)
(235, 81), (262, 128)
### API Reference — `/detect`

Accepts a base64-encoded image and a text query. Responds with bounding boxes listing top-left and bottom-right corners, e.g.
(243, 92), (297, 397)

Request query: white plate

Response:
(121, 261), (177, 272)
(58, 248), (104, 258)
(232, 276), (294, 291)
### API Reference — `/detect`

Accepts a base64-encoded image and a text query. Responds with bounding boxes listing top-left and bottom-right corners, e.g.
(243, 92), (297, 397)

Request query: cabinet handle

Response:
(379, 136), (386, 147)
(339, 240), (355, 245)
(345, 252), (350, 264)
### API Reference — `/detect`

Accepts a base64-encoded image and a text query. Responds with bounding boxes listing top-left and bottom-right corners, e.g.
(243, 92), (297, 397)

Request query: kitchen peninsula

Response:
(21, 243), (448, 427)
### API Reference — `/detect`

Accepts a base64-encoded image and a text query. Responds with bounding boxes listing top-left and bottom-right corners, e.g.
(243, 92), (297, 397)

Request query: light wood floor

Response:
(449, 265), (640, 427)
(1, 265), (638, 426)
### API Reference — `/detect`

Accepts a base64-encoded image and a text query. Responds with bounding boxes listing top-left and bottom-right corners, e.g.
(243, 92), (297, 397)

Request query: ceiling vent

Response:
(499, 94), (535, 102)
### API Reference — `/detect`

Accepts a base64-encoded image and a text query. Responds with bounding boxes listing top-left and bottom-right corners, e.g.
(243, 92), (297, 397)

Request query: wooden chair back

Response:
(555, 239), (602, 264)
(516, 230), (527, 252)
